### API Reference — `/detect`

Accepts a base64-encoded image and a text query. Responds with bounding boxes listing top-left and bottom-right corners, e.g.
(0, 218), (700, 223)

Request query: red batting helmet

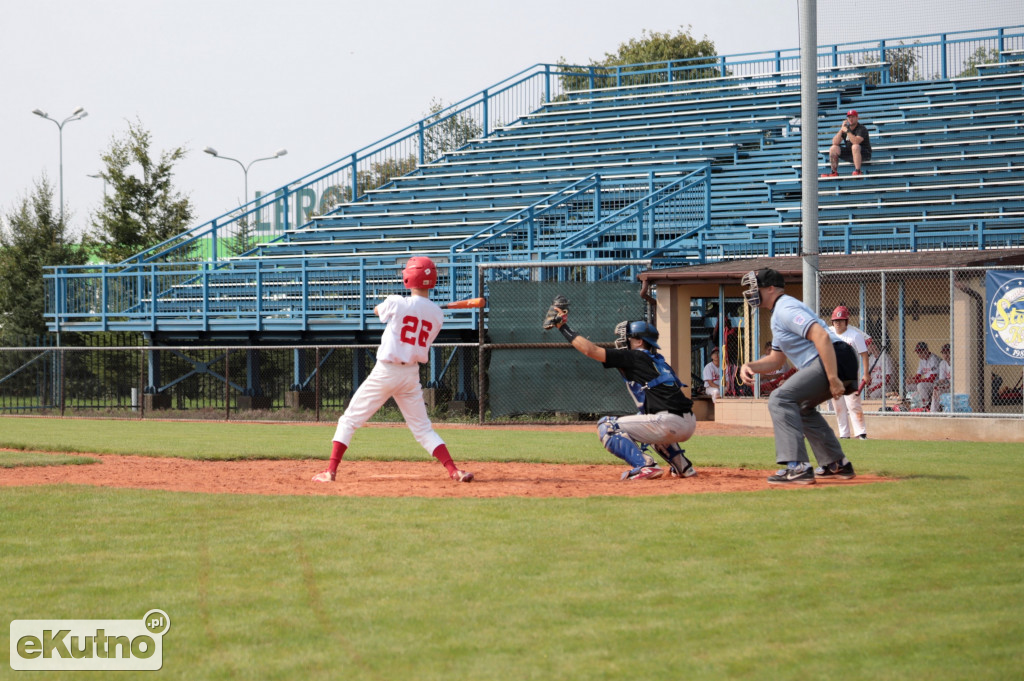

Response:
(403, 256), (438, 289)
(831, 305), (850, 321)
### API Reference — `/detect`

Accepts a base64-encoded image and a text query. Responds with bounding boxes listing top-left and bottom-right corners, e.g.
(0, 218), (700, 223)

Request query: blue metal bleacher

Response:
(44, 24), (1024, 338)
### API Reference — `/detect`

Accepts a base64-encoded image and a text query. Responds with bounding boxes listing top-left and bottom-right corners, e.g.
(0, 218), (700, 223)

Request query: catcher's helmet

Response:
(615, 320), (660, 349)
(831, 305), (850, 321)
(403, 256), (437, 289)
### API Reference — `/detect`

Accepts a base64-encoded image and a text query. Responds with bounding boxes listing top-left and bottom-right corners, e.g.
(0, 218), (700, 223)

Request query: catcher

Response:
(544, 296), (697, 480)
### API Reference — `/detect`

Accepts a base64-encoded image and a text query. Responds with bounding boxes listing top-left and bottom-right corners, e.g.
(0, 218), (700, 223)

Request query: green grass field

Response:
(1, 418), (1022, 680)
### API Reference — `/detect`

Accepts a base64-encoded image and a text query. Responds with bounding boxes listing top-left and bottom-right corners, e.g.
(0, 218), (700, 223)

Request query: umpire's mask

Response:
(741, 271), (761, 308)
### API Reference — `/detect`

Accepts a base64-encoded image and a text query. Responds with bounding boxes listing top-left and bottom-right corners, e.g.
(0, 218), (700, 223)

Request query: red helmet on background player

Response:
(831, 305), (850, 321)
(403, 256), (438, 289)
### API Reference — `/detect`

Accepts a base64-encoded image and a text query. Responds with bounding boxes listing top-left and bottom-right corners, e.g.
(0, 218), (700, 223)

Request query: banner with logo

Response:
(985, 270), (1024, 365)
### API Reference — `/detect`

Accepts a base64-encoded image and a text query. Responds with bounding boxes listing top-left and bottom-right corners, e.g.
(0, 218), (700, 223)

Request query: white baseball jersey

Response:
(916, 353), (941, 382)
(829, 324), (869, 376)
(868, 353), (894, 393)
(702, 361), (721, 388)
(375, 294), (444, 364)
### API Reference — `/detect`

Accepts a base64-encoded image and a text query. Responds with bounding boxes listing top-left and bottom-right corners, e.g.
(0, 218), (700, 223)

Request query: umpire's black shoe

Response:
(815, 459), (856, 480)
(767, 466), (816, 485)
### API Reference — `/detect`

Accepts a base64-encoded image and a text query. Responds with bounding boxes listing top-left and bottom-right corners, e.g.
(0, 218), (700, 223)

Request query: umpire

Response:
(545, 298), (696, 480)
(737, 269), (858, 485)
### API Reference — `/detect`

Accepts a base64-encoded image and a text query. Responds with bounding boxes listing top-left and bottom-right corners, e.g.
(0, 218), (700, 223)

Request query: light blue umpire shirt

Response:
(770, 295), (843, 369)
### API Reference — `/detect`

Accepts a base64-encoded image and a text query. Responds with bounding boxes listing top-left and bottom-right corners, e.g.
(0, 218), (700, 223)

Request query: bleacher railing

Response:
(555, 167), (712, 261)
(45, 259), (482, 333)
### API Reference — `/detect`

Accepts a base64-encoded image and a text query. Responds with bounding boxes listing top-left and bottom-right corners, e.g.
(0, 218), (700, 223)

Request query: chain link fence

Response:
(0, 343), (479, 423)
(817, 266), (1024, 415)
(7, 262), (1024, 422)
(478, 260), (651, 422)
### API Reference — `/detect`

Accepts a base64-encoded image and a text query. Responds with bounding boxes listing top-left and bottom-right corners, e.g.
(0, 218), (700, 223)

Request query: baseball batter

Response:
(312, 257), (474, 483)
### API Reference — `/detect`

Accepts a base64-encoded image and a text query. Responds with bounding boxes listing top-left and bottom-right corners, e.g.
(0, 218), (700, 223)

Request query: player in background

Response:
(909, 341), (941, 411)
(932, 343), (952, 412)
(865, 338), (895, 399)
(702, 347), (722, 402)
(827, 305), (870, 439)
(313, 257), (474, 483)
(544, 298), (696, 480)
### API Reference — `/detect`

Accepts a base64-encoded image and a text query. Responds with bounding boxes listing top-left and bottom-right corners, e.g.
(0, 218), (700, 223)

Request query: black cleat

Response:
(815, 460), (856, 480)
(767, 466), (816, 485)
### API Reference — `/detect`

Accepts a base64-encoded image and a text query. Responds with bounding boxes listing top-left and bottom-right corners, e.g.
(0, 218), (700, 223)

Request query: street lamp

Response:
(203, 146), (287, 205)
(32, 106), (88, 223)
(87, 173), (108, 198)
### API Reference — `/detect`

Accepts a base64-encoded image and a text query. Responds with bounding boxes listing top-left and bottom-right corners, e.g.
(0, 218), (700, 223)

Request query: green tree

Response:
(423, 98), (483, 162)
(89, 119), (195, 263)
(558, 26), (719, 92)
(957, 46), (1000, 78)
(847, 41), (920, 84)
(0, 176), (89, 343)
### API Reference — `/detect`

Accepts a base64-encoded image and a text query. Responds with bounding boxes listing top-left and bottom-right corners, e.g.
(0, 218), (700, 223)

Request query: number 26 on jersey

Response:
(400, 316), (433, 347)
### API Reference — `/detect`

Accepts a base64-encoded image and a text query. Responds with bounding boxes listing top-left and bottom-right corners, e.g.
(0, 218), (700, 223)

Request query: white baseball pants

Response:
(831, 392), (866, 438)
(333, 361), (445, 454)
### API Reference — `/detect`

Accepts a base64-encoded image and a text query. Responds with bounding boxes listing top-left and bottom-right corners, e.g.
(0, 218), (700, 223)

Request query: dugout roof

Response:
(639, 248), (1024, 287)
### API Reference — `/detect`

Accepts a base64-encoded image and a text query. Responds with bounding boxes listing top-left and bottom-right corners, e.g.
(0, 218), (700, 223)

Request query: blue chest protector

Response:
(620, 350), (686, 414)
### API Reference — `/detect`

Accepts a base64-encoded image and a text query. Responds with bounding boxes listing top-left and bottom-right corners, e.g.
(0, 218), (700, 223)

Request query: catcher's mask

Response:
(615, 320), (660, 349)
(741, 268), (784, 309)
(403, 256), (437, 289)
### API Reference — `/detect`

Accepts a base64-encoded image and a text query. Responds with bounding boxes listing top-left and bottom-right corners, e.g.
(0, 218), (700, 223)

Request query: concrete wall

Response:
(714, 398), (1024, 442)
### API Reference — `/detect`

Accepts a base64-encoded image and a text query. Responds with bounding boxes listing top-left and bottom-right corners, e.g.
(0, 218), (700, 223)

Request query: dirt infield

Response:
(0, 454), (892, 498)
(0, 422), (892, 498)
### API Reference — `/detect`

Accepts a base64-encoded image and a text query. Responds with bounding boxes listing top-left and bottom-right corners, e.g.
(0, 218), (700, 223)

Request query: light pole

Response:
(203, 147), (287, 205)
(32, 106), (88, 223)
(87, 173), (108, 198)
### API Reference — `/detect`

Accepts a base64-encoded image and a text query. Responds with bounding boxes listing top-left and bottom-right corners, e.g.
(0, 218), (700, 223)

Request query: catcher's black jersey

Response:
(602, 348), (693, 416)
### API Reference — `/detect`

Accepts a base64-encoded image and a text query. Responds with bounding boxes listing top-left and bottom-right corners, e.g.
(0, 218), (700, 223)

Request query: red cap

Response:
(846, 109), (859, 118)
(831, 305), (850, 321)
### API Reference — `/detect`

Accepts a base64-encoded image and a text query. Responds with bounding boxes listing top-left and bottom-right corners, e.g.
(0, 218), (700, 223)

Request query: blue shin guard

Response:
(597, 417), (649, 469)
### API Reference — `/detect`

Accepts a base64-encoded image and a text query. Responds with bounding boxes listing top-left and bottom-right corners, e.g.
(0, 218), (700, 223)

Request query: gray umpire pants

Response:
(767, 359), (846, 467)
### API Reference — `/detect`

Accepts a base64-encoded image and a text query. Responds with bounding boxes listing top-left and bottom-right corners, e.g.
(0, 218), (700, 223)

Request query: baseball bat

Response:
(441, 297), (486, 310)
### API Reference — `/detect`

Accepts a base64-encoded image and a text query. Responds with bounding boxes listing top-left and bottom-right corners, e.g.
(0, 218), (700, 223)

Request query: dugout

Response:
(639, 248), (1024, 439)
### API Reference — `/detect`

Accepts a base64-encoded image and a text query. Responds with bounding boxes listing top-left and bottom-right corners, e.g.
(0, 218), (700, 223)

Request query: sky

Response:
(1, 0), (1019, 239)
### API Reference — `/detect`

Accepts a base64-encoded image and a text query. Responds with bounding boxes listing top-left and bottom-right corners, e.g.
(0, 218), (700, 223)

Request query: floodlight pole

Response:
(32, 107), (89, 224)
(203, 147), (288, 205)
(799, 0), (819, 310)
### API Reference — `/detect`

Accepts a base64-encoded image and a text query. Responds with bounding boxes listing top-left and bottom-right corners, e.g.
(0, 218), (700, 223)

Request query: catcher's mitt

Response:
(542, 294), (569, 330)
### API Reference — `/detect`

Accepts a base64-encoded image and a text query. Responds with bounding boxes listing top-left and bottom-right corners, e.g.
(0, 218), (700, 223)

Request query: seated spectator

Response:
(908, 342), (941, 411)
(865, 338), (896, 399)
(702, 347), (722, 403)
(822, 109), (872, 177)
(933, 343), (952, 411)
